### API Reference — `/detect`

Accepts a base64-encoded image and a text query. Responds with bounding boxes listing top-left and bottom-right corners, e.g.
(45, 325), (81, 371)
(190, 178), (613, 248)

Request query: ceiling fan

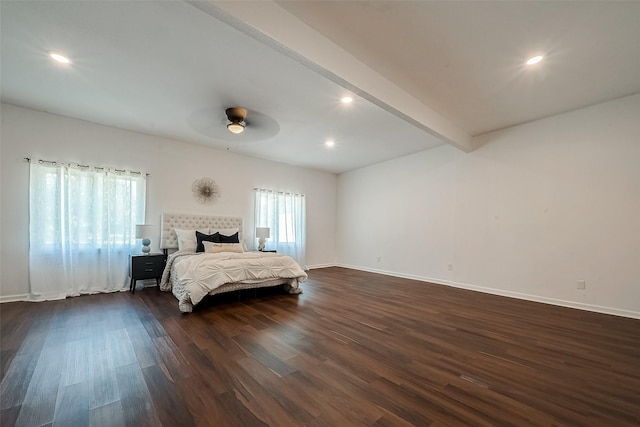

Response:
(186, 105), (280, 143)
(225, 107), (247, 134)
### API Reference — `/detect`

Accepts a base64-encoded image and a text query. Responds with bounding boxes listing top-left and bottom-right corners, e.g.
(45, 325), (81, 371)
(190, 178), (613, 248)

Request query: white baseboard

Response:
(306, 263), (336, 270)
(337, 264), (640, 320)
(0, 293), (28, 303)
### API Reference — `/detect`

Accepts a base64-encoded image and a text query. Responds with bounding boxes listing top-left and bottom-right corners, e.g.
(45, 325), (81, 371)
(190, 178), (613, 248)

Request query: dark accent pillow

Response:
(218, 231), (240, 243)
(196, 231), (220, 252)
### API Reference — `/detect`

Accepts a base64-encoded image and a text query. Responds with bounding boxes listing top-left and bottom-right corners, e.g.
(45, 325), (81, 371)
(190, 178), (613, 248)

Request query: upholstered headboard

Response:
(160, 213), (243, 249)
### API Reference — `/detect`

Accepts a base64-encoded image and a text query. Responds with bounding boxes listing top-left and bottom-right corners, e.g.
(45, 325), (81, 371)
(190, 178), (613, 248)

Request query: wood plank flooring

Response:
(1, 266), (639, 426)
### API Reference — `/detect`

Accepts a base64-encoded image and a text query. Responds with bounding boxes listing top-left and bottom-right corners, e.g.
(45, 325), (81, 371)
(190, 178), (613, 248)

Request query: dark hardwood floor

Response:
(1, 267), (639, 426)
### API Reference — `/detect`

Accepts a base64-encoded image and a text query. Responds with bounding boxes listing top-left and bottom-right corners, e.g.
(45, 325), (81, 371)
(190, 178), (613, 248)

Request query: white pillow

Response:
(174, 228), (208, 251)
(211, 227), (239, 238)
(203, 241), (244, 254)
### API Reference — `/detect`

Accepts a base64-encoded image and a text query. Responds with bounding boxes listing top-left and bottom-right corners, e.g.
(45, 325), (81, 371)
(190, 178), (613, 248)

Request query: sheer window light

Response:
(28, 161), (146, 300)
(254, 188), (306, 267)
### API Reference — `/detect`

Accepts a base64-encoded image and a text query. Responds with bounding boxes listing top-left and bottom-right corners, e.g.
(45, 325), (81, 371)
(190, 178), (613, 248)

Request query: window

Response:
(254, 188), (306, 266)
(28, 161), (146, 300)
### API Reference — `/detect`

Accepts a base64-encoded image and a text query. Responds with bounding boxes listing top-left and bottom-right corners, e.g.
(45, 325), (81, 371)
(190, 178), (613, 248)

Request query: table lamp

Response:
(136, 224), (153, 254)
(256, 227), (271, 251)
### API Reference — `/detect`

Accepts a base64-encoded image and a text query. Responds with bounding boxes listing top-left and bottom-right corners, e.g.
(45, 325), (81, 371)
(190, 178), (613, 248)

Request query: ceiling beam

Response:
(189, 0), (474, 152)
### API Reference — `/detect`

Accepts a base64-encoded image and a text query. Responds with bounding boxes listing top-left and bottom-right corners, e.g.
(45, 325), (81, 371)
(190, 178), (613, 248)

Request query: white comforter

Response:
(161, 250), (307, 310)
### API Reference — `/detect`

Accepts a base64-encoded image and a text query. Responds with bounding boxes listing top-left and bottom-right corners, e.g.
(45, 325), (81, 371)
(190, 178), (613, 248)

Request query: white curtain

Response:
(28, 161), (146, 300)
(254, 188), (306, 268)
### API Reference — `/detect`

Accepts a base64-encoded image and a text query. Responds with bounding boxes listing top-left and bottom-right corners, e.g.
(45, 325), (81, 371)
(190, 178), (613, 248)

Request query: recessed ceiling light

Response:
(340, 96), (353, 104)
(49, 51), (71, 64)
(526, 55), (543, 65)
(325, 140), (335, 148)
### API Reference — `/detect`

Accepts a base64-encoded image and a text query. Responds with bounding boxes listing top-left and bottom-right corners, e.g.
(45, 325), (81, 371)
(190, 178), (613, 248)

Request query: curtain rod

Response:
(253, 187), (305, 197)
(24, 157), (149, 176)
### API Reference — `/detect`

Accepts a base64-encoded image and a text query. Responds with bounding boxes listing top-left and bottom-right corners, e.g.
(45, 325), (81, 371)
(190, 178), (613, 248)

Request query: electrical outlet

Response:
(377, 256), (381, 262)
(576, 280), (586, 290)
(448, 264), (454, 271)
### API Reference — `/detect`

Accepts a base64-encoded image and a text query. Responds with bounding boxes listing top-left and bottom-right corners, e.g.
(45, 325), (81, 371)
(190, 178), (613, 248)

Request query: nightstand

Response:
(130, 253), (165, 294)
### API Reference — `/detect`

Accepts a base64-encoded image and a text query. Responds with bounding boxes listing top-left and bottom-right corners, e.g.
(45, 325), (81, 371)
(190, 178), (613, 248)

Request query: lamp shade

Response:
(135, 224), (153, 239)
(256, 227), (270, 239)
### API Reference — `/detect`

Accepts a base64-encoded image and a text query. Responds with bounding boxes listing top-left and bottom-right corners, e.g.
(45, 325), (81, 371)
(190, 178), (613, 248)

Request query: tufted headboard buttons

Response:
(160, 213), (243, 249)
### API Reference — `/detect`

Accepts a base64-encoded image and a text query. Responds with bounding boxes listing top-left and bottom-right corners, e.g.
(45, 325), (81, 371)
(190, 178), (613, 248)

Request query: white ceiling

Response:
(2, 1), (639, 174)
(277, 1), (640, 136)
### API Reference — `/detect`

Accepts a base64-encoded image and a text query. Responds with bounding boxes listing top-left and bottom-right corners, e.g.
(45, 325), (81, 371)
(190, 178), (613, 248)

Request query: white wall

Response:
(4, 95), (639, 317)
(338, 94), (640, 318)
(1, 103), (337, 300)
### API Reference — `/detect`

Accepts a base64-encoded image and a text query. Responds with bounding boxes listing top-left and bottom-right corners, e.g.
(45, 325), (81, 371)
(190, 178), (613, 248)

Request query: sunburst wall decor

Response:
(192, 177), (220, 204)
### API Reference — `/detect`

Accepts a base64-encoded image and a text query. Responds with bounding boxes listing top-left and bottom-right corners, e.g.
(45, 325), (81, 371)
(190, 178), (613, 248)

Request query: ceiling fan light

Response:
(227, 122), (245, 134)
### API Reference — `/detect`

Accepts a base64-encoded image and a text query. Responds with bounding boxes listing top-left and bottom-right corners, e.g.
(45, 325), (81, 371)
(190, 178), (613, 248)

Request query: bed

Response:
(158, 213), (307, 313)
